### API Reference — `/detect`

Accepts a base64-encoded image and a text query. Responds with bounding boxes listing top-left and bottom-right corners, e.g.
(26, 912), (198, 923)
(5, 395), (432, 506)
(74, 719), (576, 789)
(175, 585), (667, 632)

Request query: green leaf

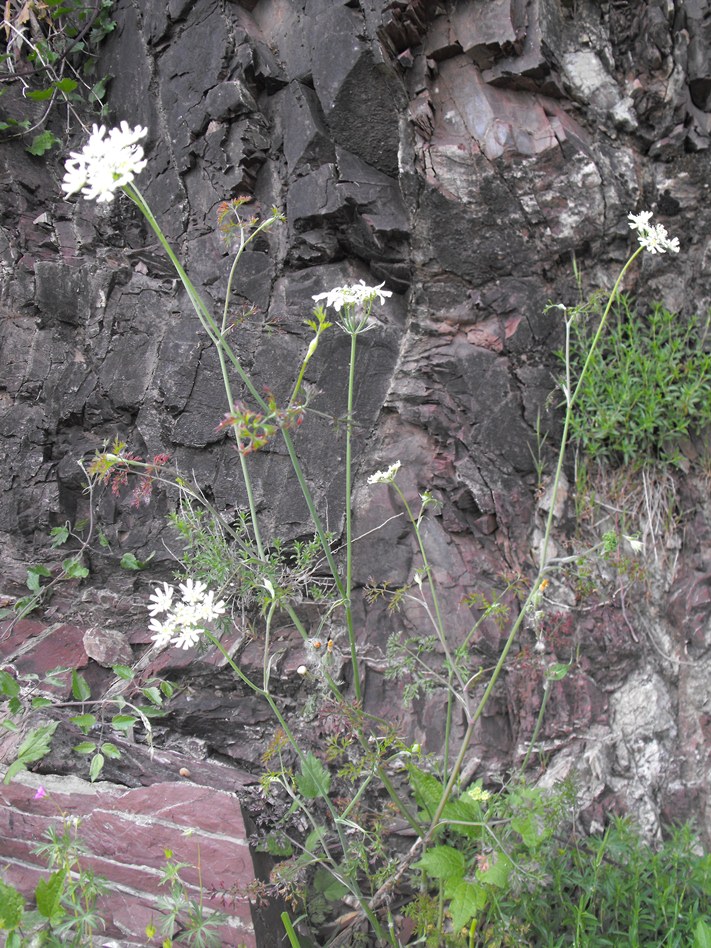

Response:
(0, 879), (24, 929)
(313, 866), (349, 902)
(69, 714), (96, 734)
(476, 851), (512, 889)
(15, 721), (58, 766)
(25, 87), (55, 101)
(35, 869), (65, 920)
(1, 719), (20, 732)
(414, 845), (466, 883)
(447, 878), (486, 932)
(73, 741), (96, 755)
(159, 679), (174, 698)
(100, 742), (121, 760)
(408, 767), (445, 819)
(26, 565), (51, 592)
(111, 714), (137, 731)
(141, 686), (162, 706)
(3, 759), (28, 785)
(120, 551), (154, 571)
(26, 130), (60, 156)
(695, 919), (711, 948)
(71, 670), (91, 702)
(49, 525), (70, 547)
(89, 752), (104, 782)
(30, 697), (53, 710)
(53, 78), (78, 94)
(62, 556), (89, 580)
(112, 665), (134, 681)
(0, 670), (20, 700)
(546, 662), (571, 681)
(295, 753), (331, 799)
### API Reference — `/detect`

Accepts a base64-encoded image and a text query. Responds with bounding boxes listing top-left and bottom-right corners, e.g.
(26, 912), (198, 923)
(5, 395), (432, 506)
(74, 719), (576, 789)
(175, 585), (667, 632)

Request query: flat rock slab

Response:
(0, 772), (257, 947)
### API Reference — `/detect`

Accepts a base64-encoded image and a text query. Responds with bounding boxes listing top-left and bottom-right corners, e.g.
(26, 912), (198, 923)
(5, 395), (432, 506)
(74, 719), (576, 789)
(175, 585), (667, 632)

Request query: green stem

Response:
(344, 331), (361, 703)
(519, 677), (552, 773)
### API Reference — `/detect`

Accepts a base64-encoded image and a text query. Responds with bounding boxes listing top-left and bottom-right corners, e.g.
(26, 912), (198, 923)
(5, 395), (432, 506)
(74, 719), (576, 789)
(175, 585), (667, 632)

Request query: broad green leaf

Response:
(30, 698), (53, 709)
(447, 878), (486, 932)
(408, 767), (444, 819)
(49, 525), (70, 547)
(111, 714), (137, 731)
(25, 87), (55, 101)
(477, 851), (512, 889)
(441, 796), (482, 838)
(69, 714), (96, 734)
(313, 866), (349, 902)
(73, 741), (96, 754)
(695, 919), (711, 948)
(414, 845), (466, 882)
(141, 686), (162, 706)
(0, 671), (20, 699)
(3, 759), (27, 785)
(52, 78), (78, 94)
(112, 665), (134, 681)
(120, 551), (154, 571)
(546, 662), (571, 681)
(62, 556), (89, 580)
(26, 131), (60, 156)
(0, 879), (24, 929)
(89, 753), (105, 782)
(100, 742), (120, 760)
(1, 719), (19, 732)
(71, 670), (91, 702)
(295, 753), (331, 799)
(511, 811), (546, 850)
(26, 565), (51, 592)
(35, 869), (65, 919)
(159, 679), (174, 698)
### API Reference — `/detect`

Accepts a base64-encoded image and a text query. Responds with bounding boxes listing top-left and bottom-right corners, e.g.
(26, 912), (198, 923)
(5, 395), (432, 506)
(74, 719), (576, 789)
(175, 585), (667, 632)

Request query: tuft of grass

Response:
(563, 295), (711, 469)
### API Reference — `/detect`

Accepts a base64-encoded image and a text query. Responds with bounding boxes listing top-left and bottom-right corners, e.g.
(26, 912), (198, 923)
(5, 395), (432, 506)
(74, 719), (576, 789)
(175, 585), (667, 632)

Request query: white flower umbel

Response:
(62, 122), (148, 203)
(367, 460), (401, 485)
(312, 280), (392, 313)
(147, 580), (226, 650)
(627, 211), (680, 255)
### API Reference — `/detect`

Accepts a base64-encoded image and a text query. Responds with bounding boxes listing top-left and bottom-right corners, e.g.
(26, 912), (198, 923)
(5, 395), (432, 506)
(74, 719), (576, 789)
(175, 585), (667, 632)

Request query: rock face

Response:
(1, 0), (711, 917)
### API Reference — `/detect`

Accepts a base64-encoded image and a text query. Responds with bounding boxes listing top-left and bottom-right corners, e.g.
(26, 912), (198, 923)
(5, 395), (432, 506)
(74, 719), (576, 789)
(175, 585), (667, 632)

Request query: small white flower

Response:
(627, 211), (679, 254)
(628, 210), (654, 232)
(171, 625), (205, 650)
(149, 615), (176, 649)
(62, 122), (148, 203)
(367, 460), (401, 485)
(624, 535), (644, 554)
(197, 590), (227, 622)
(178, 578), (208, 605)
(148, 582), (174, 617)
(313, 280), (392, 313)
(296, 664), (308, 676)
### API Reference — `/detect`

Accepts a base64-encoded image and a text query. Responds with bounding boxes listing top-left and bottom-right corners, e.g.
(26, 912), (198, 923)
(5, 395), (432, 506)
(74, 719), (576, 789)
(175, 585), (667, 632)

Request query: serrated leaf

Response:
(69, 714), (96, 734)
(89, 753), (104, 782)
(49, 525), (70, 548)
(0, 879), (24, 929)
(111, 714), (137, 731)
(0, 670), (20, 699)
(1, 719), (19, 732)
(30, 697), (53, 710)
(112, 665), (134, 681)
(62, 557), (89, 580)
(159, 679), (174, 698)
(441, 796), (482, 838)
(408, 767), (444, 819)
(26, 565), (51, 592)
(15, 721), (58, 766)
(414, 845), (466, 882)
(100, 742), (120, 760)
(35, 869), (65, 919)
(25, 87), (55, 101)
(141, 686), (162, 706)
(447, 878), (486, 931)
(477, 851), (512, 889)
(71, 670), (91, 702)
(73, 741), (96, 754)
(295, 753), (331, 799)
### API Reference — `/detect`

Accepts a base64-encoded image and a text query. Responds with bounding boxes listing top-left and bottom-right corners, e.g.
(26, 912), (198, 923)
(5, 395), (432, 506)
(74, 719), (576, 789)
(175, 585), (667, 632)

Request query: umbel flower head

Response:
(628, 210), (680, 254)
(313, 280), (392, 313)
(62, 122), (148, 203)
(368, 460), (401, 485)
(147, 580), (227, 650)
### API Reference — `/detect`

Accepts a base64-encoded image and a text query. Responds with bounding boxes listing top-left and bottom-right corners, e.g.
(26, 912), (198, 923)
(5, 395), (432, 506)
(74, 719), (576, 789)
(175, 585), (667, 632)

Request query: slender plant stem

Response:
(344, 331), (361, 703)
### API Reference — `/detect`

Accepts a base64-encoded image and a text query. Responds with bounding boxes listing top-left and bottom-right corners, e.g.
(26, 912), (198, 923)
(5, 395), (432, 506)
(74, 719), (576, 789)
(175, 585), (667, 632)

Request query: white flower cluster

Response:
(62, 122), (148, 203)
(312, 280), (392, 313)
(628, 211), (680, 254)
(367, 460), (401, 485)
(147, 579), (226, 650)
